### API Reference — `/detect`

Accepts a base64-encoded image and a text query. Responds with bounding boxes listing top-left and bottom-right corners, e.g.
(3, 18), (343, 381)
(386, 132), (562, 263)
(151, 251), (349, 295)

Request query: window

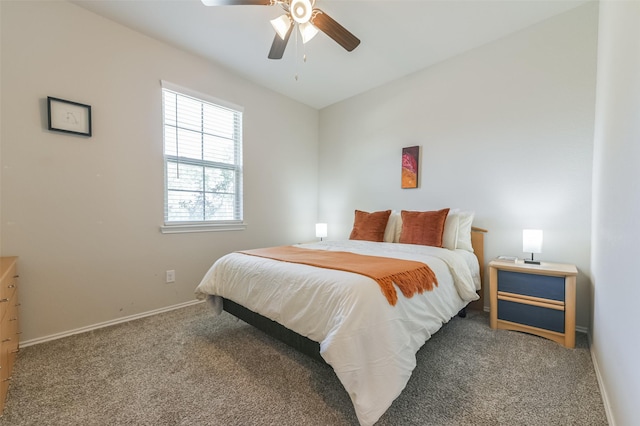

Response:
(161, 81), (244, 233)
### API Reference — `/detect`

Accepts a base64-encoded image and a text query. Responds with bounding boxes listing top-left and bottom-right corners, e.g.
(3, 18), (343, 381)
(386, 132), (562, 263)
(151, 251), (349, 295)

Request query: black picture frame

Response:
(47, 96), (92, 137)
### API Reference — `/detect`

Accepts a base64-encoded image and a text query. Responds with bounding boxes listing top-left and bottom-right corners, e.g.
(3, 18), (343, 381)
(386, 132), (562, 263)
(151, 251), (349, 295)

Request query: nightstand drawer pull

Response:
(498, 292), (565, 310)
(498, 300), (565, 333)
(7, 284), (16, 289)
(0, 298), (8, 303)
(497, 270), (565, 301)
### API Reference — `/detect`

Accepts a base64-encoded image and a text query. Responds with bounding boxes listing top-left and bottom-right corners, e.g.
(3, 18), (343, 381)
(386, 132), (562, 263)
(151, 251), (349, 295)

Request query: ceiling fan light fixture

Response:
(201, 0), (359, 59)
(299, 21), (318, 44)
(290, 0), (312, 24)
(270, 14), (292, 40)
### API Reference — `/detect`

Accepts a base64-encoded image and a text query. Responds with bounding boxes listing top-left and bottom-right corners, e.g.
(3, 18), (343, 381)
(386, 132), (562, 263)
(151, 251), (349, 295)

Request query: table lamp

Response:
(315, 223), (327, 241)
(523, 229), (543, 264)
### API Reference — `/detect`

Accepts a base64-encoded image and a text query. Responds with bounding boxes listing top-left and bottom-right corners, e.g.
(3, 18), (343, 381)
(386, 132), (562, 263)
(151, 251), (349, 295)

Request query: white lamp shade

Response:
(315, 223), (328, 238)
(270, 15), (292, 40)
(299, 22), (318, 44)
(523, 229), (543, 254)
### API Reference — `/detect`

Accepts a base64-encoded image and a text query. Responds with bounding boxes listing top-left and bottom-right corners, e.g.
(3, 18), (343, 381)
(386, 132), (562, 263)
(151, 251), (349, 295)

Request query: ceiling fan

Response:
(201, 0), (361, 60)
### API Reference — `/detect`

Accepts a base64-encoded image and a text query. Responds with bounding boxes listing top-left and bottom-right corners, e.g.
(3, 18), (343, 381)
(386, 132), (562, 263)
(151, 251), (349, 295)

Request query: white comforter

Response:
(195, 240), (479, 425)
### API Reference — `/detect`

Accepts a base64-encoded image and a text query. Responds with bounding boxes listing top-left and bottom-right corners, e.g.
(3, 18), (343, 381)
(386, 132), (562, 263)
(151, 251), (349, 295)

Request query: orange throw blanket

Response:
(238, 246), (438, 306)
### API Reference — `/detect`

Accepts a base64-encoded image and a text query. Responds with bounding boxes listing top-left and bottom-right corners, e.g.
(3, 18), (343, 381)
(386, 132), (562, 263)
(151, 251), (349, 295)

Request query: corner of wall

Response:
(588, 335), (616, 426)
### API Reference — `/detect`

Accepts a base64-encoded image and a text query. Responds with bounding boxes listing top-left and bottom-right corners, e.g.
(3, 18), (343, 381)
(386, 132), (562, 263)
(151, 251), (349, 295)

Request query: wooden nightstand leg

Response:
(565, 275), (576, 348)
(489, 266), (498, 329)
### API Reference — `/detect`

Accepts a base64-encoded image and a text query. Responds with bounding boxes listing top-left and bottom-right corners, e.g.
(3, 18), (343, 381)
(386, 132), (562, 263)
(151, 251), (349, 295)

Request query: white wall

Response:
(591, 1), (640, 424)
(318, 3), (598, 329)
(0, 1), (319, 342)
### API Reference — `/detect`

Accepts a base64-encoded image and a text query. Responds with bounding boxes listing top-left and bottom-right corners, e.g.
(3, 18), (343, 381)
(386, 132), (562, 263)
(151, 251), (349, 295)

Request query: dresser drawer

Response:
(497, 299), (565, 333)
(0, 330), (9, 382)
(0, 262), (17, 303)
(497, 270), (565, 302)
(0, 257), (17, 414)
(2, 291), (19, 373)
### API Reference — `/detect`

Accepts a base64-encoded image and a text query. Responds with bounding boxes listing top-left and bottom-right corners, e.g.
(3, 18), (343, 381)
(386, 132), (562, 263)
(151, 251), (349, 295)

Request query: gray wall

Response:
(0, 1), (319, 343)
(591, 1), (640, 425)
(318, 3), (598, 330)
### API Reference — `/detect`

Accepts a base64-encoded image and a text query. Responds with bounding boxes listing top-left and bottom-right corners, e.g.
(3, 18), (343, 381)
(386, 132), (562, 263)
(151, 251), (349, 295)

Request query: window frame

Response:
(159, 81), (246, 234)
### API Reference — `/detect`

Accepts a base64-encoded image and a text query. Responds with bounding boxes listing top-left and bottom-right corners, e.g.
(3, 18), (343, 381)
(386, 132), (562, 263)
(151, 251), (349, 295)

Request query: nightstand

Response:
(489, 259), (577, 348)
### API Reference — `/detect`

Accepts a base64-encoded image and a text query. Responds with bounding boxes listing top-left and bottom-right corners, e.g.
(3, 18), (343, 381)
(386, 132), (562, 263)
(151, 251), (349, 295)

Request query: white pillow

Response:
(393, 211), (403, 243)
(442, 212), (460, 250)
(456, 210), (475, 252)
(383, 211), (400, 243)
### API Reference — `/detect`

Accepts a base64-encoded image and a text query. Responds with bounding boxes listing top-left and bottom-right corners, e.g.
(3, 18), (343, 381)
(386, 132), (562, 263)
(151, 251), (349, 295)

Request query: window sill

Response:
(160, 222), (247, 234)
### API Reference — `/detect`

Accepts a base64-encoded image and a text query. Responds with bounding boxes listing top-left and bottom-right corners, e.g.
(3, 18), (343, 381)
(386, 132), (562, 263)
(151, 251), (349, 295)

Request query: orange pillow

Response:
(399, 208), (450, 247)
(349, 210), (392, 242)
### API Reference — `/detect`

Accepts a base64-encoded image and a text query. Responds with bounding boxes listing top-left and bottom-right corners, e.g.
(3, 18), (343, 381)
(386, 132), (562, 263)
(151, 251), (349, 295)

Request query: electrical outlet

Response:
(166, 270), (175, 283)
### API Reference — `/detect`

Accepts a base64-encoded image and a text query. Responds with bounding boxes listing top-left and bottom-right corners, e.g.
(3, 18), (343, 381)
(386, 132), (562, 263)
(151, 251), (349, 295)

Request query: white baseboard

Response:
(589, 334), (616, 426)
(20, 299), (204, 348)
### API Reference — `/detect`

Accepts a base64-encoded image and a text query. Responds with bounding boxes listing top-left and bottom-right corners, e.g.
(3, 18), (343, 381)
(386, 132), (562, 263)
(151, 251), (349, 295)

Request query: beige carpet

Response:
(0, 302), (607, 425)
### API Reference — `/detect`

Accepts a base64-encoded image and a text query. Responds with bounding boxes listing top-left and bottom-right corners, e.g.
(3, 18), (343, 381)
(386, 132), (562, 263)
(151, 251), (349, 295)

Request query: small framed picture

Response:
(47, 96), (92, 136)
(401, 145), (420, 189)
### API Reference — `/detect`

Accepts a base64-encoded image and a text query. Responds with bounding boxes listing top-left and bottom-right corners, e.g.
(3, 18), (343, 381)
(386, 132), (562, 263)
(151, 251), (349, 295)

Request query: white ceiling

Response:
(73, 0), (588, 109)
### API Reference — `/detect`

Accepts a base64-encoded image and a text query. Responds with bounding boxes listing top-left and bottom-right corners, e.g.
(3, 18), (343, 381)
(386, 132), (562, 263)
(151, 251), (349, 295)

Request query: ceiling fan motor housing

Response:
(290, 0), (312, 24)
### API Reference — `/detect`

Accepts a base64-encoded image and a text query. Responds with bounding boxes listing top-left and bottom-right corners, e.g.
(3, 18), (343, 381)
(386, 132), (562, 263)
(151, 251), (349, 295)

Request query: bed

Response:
(195, 209), (487, 426)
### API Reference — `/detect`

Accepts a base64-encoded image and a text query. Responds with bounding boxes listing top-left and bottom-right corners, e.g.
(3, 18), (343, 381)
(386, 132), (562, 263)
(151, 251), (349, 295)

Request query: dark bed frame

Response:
(223, 298), (327, 364)
(221, 227), (487, 363)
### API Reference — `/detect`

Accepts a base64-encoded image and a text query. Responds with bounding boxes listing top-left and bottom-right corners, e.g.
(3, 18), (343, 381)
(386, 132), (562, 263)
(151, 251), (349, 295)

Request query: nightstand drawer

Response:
(497, 299), (565, 333)
(497, 270), (564, 302)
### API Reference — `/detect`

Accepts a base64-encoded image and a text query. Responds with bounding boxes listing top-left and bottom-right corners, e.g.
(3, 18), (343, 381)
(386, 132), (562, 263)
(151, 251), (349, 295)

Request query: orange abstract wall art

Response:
(401, 146), (419, 189)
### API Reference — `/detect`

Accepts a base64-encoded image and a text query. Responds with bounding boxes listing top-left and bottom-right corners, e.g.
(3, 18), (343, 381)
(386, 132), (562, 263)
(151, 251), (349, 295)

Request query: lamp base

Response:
(524, 259), (541, 265)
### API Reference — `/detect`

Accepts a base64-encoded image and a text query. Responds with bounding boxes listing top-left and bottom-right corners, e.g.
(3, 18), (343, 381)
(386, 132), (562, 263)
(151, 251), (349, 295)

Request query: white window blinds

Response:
(162, 82), (243, 226)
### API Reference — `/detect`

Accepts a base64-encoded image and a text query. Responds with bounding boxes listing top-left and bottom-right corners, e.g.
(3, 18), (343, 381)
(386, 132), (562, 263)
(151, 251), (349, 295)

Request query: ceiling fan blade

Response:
(311, 10), (360, 52)
(268, 25), (293, 59)
(201, 0), (273, 6)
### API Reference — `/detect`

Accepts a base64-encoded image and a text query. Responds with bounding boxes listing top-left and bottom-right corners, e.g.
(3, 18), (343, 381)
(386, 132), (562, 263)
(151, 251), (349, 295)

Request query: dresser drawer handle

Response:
(1, 338), (10, 343)
(13, 275), (19, 279)
(10, 349), (19, 354)
(7, 284), (16, 289)
(0, 298), (8, 303)
(9, 317), (18, 321)
(2, 377), (11, 383)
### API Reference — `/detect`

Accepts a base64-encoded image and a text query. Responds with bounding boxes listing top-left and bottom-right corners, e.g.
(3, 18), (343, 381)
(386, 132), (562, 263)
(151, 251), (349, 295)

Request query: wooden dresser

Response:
(0, 257), (19, 412)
